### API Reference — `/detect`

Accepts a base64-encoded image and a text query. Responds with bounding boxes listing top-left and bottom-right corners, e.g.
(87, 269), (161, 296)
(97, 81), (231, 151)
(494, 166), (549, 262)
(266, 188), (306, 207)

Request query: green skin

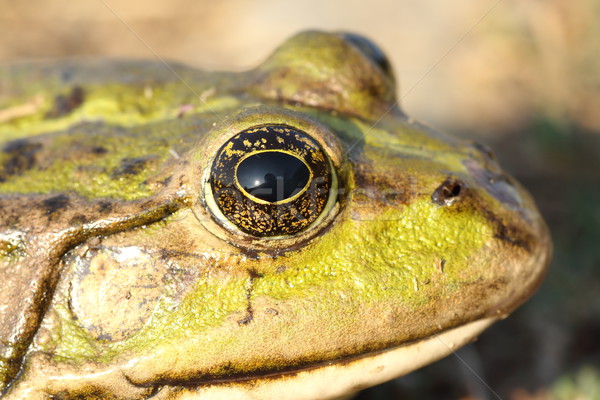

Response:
(0, 31), (550, 399)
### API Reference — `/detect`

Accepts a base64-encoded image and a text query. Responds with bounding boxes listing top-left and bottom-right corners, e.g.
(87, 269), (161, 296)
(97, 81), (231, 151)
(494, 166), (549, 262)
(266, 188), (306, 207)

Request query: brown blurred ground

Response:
(1, 1), (599, 399)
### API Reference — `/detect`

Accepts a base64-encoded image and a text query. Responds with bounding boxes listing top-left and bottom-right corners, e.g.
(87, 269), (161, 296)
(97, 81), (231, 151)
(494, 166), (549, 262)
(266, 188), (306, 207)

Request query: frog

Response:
(0, 30), (551, 400)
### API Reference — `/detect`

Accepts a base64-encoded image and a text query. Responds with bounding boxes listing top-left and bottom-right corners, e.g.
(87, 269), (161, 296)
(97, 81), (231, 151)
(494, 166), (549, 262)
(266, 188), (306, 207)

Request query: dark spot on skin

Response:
(480, 208), (533, 252)
(42, 194), (70, 216)
(248, 269), (263, 280)
(45, 86), (85, 119)
(91, 146), (108, 155)
(238, 269), (263, 326)
(177, 104), (195, 118)
(435, 259), (446, 274)
(144, 174), (174, 189)
(112, 156), (154, 177)
(5, 213), (20, 227)
(240, 248), (260, 260)
(69, 214), (87, 225)
(276, 265), (288, 274)
(96, 333), (113, 342)
(158, 248), (206, 261)
(237, 314), (253, 326)
(350, 153), (412, 207)
(158, 248), (169, 262)
(160, 176), (172, 187)
(0, 139), (43, 182)
(381, 188), (407, 206)
(494, 220), (532, 252)
(140, 200), (156, 210)
(431, 178), (464, 206)
(98, 201), (113, 213)
(147, 386), (162, 397)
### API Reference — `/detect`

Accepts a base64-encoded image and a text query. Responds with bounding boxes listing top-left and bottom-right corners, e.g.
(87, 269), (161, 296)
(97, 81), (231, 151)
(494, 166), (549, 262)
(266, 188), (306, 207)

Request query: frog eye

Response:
(208, 125), (335, 237)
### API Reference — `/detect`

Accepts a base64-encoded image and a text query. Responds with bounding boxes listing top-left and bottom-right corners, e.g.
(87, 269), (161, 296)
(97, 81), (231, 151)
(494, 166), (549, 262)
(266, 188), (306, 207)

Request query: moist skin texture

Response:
(0, 31), (551, 399)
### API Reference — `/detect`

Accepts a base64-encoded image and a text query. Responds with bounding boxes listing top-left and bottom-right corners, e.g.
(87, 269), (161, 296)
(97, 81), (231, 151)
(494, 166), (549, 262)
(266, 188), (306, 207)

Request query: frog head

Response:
(0, 31), (550, 399)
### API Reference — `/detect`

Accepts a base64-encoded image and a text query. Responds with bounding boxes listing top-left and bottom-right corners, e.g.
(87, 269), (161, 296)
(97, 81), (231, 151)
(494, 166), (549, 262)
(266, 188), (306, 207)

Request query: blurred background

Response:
(1, 0), (598, 399)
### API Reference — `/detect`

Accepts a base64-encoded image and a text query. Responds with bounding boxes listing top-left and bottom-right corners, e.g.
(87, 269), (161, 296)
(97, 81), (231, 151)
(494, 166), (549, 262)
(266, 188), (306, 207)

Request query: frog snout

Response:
(462, 158), (525, 211)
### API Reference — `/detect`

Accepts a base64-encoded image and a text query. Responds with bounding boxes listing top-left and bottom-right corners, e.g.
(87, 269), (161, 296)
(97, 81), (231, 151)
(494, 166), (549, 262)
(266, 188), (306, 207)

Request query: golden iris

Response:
(209, 125), (333, 237)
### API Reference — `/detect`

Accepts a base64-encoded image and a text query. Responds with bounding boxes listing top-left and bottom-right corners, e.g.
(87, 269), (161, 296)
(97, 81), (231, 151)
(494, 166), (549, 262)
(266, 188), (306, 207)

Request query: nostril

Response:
(432, 178), (464, 206)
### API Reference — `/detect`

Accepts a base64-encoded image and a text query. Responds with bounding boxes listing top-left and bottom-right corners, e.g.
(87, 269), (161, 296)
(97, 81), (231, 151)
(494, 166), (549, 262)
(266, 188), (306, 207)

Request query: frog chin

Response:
(157, 316), (498, 400)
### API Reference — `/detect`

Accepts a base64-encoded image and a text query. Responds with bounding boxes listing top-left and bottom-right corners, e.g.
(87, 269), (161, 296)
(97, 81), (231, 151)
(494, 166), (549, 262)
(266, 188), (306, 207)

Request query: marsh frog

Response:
(0, 31), (551, 399)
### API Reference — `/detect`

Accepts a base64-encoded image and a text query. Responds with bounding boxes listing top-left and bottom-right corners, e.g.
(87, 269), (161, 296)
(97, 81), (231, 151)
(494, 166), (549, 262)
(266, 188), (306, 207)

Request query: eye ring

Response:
(207, 124), (337, 238)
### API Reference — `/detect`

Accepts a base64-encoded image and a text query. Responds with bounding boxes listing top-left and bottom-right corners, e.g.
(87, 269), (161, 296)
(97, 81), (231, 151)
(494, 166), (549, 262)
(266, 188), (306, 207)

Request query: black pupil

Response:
(236, 152), (310, 203)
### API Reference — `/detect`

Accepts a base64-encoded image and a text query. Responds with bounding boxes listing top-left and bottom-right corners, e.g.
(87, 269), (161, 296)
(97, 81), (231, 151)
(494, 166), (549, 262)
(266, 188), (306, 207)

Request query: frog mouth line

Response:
(136, 317), (499, 400)
(131, 223), (551, 394)
(115, 232), (551, 400)
(2, 208), (549, 400)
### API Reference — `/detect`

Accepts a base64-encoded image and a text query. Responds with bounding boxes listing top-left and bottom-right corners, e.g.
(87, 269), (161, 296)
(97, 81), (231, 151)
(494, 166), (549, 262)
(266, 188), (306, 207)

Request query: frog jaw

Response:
(149, 318), (496, 400)
(4, 317), (495, 400)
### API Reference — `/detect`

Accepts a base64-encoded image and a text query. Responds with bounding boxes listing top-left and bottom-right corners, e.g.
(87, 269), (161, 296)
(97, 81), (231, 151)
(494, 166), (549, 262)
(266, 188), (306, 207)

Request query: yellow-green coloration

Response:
(0, 77), (239, 142)
(248, 32), (396, 119)
(0, 31), (551, 400)
(0, 233), (26, 261)
(46, 198), (491, 366)
(0, 157), (154, 201)
(0, 70), (244, 199)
